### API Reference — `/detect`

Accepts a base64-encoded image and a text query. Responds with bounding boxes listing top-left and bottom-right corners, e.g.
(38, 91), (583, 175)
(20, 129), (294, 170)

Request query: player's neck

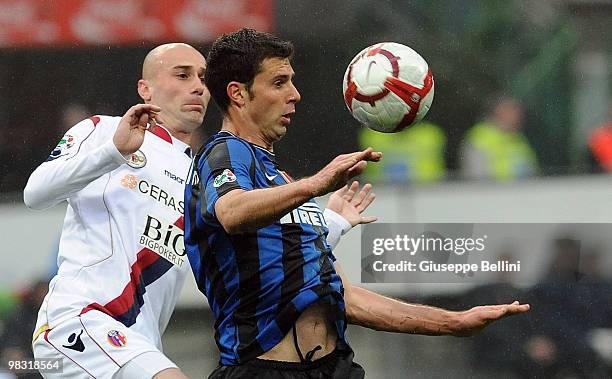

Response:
(158, 119), (194, 146)
(222, 116), (274, 152)
(169, 129), (192, 145)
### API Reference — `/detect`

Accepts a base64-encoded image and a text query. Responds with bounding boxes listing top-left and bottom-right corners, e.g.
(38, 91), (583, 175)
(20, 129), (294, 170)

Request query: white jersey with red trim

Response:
(25, 115), (191, 349)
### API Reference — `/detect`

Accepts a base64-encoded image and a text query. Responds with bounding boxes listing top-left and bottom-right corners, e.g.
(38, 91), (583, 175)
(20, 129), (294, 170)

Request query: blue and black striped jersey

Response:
(184, 131), (347, 365)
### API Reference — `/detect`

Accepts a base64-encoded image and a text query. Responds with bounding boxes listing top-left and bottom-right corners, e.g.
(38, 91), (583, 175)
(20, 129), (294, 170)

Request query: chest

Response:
(109, 137), (189, 211)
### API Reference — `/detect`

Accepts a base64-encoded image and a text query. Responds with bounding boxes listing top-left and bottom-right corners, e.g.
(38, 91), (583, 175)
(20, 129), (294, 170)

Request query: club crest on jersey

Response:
(107, 330), (127, 347)
(213, 169), (236, 188)
(127, 150), (146, 168)
(47, 134), (76, 161)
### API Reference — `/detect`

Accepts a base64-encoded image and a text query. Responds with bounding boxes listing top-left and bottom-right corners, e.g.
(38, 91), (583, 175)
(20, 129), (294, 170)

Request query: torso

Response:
(186, 132), (348, 365)
(258, 301), (338, 362)
(37, 117), (191, 347)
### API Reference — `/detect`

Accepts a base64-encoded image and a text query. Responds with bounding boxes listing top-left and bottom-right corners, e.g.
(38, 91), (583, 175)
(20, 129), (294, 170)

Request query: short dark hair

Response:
(205, 28), (294, 113)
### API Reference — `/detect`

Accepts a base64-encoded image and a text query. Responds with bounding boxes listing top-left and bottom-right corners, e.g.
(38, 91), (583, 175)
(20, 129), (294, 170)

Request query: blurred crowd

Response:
(360, 96), (612, 185)
(0, 280), (47, 379)
(428, 237), (612, 379)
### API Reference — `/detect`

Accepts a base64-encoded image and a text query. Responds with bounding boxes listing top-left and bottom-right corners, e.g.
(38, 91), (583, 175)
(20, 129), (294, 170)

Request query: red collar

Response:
(147, 123), (173, 144)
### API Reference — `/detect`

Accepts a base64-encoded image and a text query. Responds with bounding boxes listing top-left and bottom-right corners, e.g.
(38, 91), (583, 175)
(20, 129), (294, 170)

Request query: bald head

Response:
(137, 43), (209, 139)
(142, 43), (202, 80)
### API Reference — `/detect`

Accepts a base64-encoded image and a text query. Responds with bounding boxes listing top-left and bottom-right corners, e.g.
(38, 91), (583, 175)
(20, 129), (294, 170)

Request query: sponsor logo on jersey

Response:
(279, 202), (328, 227)
(62, 330), (85, 352)
(164, 169), (185, 184)
(121, 174), (184, 213)
(107, 330), (127, 347)
(121, 174), (138, 189)
(127, 150), (146, 168)
(140, 215), (186, 268)
(47, 134), (76, 161)
(264, 171), (278, 181)
(213, 169), (236, 188)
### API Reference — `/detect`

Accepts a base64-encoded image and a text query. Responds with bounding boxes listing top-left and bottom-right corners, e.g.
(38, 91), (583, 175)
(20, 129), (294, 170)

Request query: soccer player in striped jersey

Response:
(185, 29), (530, 378)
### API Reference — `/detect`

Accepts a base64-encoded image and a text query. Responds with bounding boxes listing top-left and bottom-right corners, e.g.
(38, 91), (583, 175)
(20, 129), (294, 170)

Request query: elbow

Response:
(216, 208), (246, 235)
(214, 190), (252, 235)
(342, 285), (377, 327)
(23, 181), (50, 210)
(216, 201), (258, 234)
(221, 219), (243, 235)
(23, 184), (42, 210)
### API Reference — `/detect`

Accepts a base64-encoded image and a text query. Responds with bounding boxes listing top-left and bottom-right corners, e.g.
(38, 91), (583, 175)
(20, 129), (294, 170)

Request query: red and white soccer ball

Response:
(343, 42), (434, 133)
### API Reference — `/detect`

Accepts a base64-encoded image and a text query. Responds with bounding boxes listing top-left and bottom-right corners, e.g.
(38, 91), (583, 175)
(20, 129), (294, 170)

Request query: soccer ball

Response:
(343, 42), (434, 133)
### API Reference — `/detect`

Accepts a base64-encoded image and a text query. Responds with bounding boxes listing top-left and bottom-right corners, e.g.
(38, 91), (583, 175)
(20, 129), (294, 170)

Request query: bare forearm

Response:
(217, 180), (315, 234)
(345, 285), (457, 335)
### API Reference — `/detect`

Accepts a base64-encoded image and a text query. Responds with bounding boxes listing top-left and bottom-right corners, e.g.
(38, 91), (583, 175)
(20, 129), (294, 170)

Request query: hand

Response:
(327, 181), (377, 226)
(113, 104), (161, 156)
(307, 148), (382, 197)
(451, 301), (530, 337)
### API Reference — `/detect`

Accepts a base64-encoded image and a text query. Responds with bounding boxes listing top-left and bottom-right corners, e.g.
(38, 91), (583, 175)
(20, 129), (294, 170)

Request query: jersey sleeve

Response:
(23, 116), (128, 210)
(197, 139), (255, 217)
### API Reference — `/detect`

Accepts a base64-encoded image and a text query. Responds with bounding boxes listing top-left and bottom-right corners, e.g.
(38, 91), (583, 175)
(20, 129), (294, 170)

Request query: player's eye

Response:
(177, 73), (189, 79)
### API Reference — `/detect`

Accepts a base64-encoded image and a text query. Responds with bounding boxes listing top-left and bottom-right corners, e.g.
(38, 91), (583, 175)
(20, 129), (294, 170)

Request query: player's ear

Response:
(227, 81), (247, 107)
(138, 79), (152, 102)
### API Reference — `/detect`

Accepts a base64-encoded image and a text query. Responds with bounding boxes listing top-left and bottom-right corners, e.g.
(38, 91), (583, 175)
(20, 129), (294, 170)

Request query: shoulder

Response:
(58, 115), (118, 149)
(93, 115), (121, 125)
(72, 115), (119, 128)
(202, 135), (255, 166)
(92, 115), (121, 132)
(67, 115), (119, 135)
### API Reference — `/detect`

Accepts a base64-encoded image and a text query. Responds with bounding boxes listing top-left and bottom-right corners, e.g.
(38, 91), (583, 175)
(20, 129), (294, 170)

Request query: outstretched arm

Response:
(335, 263), (530, 336)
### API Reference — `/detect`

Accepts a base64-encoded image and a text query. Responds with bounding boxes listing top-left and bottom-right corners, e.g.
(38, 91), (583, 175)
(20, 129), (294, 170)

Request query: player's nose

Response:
(192, 77), (205, 96)
(288, 82), (301, 104)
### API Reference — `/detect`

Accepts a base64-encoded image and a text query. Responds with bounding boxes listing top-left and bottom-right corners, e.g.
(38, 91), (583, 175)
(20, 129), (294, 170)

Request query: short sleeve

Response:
(198, 138), (255, 216)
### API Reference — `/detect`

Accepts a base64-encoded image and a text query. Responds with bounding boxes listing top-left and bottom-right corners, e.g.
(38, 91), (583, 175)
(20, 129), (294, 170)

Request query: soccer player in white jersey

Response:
(24, 43), (206, 379)
(24, 43), (374, 379)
